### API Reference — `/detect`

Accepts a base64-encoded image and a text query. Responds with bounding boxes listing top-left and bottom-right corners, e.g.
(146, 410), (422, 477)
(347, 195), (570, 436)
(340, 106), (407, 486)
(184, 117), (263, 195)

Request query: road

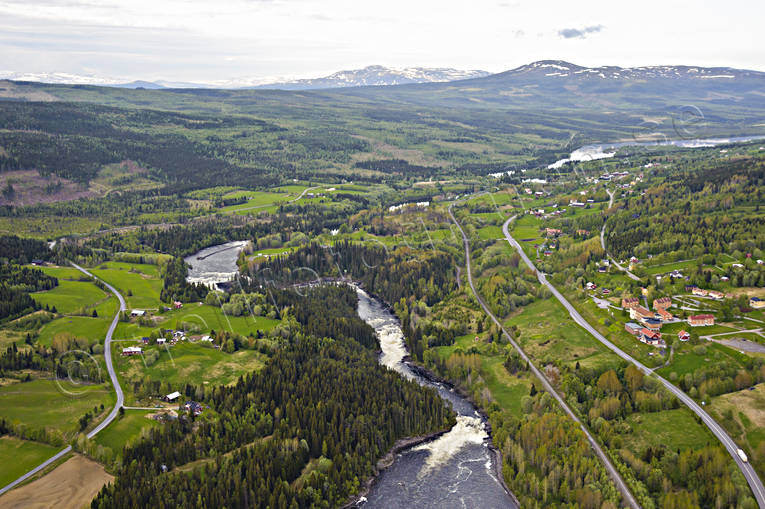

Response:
(601, 190), (641, 281)
(0, 263), (126, 497)
(503, 216), (765, 508)
(448, 206), (641, 509)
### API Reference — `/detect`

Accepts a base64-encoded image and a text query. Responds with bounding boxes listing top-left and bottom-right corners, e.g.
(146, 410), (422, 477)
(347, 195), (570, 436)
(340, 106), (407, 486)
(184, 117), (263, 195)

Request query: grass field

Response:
(158, 303), (280, 336)
(480, 355), (530, 415)
(659, 342), (751, 380)
(0, 436), (59, 487)
(623, 408), (716, 452)
(89, 262), (162, 310)
(36, 315), (111, 346)
(93, 409), (159, 457)
(32, 280), (108, 315)
(0, 380), (113, 441)
(114, 341), (266, 388)
(504, 298), (622, 371)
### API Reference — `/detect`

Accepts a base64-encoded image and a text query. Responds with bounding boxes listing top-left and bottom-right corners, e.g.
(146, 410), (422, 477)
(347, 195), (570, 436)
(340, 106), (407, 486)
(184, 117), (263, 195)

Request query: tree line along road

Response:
(502, 215), (765, 508)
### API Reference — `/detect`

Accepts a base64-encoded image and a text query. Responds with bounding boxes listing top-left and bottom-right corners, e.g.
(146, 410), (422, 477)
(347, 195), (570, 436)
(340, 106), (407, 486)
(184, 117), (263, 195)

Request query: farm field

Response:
(0, 380), (113, 442)
(158, 303), (280, 336)
(0, 436), (59, 488)
(0, 454), (112, 509)
(93, 409), (159, 458)
(114, 341), (267, 388)
(89, 262), (162, 310)
(32, 280), (107, 315)
(36, 315), (111, 346)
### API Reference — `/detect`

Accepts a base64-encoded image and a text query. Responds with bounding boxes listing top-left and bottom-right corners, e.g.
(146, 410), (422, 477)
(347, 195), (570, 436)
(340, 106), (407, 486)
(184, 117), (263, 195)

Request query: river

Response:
(184, 240), (248, 288)
(355, 288), (517, 509)
(185, 243), (517, 507)
(548, 134), (765, 168)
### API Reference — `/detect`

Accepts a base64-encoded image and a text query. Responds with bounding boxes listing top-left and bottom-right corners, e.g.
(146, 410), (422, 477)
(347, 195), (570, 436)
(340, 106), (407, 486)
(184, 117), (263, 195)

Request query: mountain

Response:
(0, 66), (489, 90)
(250, 65), (490, 90)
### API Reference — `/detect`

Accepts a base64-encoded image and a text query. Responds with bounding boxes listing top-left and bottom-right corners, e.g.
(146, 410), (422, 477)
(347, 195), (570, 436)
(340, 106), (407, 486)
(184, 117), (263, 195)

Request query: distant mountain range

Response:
(0, 65), (490, 90)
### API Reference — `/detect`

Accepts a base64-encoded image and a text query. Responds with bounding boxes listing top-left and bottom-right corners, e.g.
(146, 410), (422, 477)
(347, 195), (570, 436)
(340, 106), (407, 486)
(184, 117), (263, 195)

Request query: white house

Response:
(122, 346), (142, 356)
(165, 391), (181, 402)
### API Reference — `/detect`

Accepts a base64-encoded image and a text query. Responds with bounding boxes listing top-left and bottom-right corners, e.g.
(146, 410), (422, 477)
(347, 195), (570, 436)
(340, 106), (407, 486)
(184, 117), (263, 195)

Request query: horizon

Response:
(1, 0), (763, 83)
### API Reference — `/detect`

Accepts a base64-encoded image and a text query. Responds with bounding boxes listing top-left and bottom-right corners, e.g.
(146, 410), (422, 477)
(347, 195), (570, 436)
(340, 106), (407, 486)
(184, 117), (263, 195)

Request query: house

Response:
(545, 228), (561, 237)
(688, 314), (715, 327)
(630, 256), (639, 264)
(622, 297), (640, 309)
(122, 346), (142, 356)
(640, 328), (662, 346)
(598, 266), (607, 273)
(30, 259), (44, 266)
(601, 288), (611, 295)
(142, 337), (150, 344)
(576, 229), (590, 236)
(130, 309), (146, 317)
(200, 335), (213, 342)
(757, 259), (764, 265)
(585, 282), (597, 290)
(173, 301), (183, 309)
(165, 391), (181, 402)
(731, 263), (744, 269)
(656, 308), (673, 321)
(678, 330), (691, 341)
(708, 290), (725, 300)
(184, 401), (203, 416)
(653, 297), (672, 310)
(692, 287), (708, 297)
(157, 337), (166, 345)
(685, 285), (698, 292)
(625, 322), (642, 336)
(570, 201), (585, 207)
(720, 276), (730, 282)
(630, 305), (655, 321)
(750, 297), (765, 309)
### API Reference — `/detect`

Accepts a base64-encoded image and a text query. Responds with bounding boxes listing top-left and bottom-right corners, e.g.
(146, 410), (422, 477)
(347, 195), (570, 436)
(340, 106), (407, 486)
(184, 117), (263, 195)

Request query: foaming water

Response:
(184, 241), (248, 287)
(355, 288), (517, 509)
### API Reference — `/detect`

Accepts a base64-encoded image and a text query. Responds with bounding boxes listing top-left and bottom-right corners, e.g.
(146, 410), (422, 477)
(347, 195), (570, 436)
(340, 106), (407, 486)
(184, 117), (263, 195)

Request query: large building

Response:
(653, 297), (672, 310)
(630, 305), (655, 321)
(750, 297), (765, 309)
(622, 297), (639, 309)
(688, 314), (715, 327)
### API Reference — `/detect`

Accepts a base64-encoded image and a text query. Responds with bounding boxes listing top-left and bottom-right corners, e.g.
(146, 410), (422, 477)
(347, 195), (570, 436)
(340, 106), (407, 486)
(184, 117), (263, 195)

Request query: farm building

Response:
(165, 391), (181, 402)
(130, 309), (146, 317)
(122, 346), (142, 356)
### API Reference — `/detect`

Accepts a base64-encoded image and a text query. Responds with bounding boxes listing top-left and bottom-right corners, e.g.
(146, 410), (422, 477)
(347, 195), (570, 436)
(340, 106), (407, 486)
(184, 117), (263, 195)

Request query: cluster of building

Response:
(622, 297), (676, 347)
(687, 286), (725, 300)
(164, 392), (204, 416)
(122, 329), (190, 356)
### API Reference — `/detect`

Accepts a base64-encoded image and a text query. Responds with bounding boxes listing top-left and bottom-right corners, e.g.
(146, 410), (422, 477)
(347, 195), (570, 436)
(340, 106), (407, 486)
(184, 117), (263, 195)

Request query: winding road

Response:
(0, 263), (126, 497)
(502, 215), (765, 508)
(448, 205), (641, 509)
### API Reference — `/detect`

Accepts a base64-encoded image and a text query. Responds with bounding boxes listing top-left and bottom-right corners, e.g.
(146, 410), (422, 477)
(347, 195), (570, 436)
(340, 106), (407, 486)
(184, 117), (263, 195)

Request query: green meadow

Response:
(0, 436), (60, 487)
(93, 409), (159, 458)
(0, 380), (113, 441)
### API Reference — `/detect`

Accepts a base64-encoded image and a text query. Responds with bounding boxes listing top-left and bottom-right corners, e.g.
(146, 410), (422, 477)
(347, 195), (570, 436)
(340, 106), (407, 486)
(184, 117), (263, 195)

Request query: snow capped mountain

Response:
(0, 66), (489, 90)
(501, 60), (764, 80)
(250, 65), (490, 90)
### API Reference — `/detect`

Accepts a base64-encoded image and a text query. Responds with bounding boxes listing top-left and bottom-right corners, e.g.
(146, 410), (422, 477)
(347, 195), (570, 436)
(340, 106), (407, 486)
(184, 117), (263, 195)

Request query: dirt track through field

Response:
(0, 454), (112, 509)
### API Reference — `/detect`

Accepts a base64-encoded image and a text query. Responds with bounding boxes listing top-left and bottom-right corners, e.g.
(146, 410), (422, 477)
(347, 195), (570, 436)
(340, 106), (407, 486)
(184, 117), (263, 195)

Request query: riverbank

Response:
(353, 285), (519, 508)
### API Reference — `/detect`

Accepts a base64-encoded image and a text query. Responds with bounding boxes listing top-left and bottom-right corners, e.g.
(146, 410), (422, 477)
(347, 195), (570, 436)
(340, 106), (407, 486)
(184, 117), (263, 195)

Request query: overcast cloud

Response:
(0, 0), (762, 83)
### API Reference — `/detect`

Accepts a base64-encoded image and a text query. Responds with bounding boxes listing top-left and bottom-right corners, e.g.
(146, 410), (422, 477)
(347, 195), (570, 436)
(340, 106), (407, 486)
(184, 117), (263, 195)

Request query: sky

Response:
(0, 0), (762, 84)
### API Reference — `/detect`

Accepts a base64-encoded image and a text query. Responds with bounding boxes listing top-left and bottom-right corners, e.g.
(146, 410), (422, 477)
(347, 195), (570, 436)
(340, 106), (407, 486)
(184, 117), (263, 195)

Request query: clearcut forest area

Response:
(1, 61), (765, 509)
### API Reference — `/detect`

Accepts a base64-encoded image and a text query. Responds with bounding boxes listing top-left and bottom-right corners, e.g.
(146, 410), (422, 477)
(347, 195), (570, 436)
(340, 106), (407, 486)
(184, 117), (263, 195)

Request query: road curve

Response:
(503, 215), (765, 508)
(601, 190), (640, 282)
(448, 205), (641, 509)
(0, 263), (126, 497)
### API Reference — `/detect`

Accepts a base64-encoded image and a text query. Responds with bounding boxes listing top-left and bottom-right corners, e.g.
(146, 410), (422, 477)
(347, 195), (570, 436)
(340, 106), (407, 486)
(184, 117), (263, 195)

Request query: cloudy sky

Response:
(0, 0), (762, 83)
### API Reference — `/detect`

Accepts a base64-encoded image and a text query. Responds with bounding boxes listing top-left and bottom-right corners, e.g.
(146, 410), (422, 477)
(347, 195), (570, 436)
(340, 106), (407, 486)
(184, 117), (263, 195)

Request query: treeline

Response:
(605, 156), (765, 267)
(159, 257), (208, 303)
(0, 264), (58, 322)
(92, 285), (454, 509)
(354, 158), (439, 177)
(0, 234), (52, 264)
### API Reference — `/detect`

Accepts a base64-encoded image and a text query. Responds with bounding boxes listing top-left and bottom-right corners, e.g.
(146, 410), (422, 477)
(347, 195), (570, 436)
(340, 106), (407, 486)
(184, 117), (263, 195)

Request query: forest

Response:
(91, 285), (454, 509)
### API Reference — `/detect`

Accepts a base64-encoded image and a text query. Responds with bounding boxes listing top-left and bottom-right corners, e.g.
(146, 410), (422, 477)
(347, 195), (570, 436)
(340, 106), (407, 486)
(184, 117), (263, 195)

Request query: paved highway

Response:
(448, 205), (641, 509)
(0, 263), (126, 497)
(503, 216), (765, 508)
